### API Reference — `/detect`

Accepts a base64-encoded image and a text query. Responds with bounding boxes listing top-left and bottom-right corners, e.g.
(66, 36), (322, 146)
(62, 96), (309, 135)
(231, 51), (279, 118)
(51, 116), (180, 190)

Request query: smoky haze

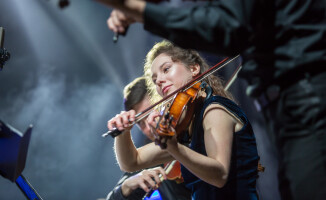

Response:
(0, 0), (280, 200)
(0, 0), (153, 199)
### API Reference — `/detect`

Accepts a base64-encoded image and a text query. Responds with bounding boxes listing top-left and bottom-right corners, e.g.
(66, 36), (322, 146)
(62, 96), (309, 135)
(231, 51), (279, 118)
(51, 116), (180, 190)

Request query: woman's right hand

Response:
(107, 110), (136, 133)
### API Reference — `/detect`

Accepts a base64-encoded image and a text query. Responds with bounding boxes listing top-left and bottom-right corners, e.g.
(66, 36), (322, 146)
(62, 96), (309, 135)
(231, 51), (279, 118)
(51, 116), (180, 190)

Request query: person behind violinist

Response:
(107, 41), (260, 200)
(106, 76), (191, 200)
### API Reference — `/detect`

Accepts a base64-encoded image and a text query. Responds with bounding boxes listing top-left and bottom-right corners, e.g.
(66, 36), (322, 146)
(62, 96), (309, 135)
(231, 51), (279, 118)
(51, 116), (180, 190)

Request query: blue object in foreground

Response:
(144, 189), (162, 200)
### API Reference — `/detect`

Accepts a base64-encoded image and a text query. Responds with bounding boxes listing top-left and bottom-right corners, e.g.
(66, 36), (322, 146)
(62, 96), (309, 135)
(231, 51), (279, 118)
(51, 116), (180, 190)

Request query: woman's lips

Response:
(162, 85), (172, 95)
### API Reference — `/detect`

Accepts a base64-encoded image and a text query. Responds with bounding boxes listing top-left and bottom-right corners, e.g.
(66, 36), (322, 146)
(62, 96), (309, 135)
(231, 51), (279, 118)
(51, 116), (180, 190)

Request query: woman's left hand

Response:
(147, 111), (179, 150)
(146, 110), (160, 133)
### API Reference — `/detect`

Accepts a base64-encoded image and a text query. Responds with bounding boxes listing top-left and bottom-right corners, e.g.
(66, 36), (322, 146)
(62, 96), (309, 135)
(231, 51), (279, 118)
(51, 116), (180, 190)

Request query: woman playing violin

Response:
(107, 41), (260, 200)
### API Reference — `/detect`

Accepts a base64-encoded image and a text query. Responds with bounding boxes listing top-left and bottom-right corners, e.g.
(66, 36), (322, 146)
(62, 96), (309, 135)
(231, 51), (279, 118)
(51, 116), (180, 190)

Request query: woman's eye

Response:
(163, 66), (170, 73)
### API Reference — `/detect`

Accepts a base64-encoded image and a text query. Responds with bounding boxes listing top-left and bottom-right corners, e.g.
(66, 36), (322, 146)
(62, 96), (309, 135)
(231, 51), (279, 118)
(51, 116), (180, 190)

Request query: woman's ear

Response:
(190, 64), (201, 77)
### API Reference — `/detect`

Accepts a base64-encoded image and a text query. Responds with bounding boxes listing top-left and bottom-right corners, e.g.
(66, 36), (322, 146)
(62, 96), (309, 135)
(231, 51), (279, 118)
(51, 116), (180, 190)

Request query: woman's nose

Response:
(155, 74), (165, 85)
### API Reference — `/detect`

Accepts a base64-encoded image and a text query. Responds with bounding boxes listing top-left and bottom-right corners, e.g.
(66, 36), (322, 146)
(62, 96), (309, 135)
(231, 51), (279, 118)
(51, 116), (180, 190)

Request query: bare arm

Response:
(108, 110), (173, 172)
(114, 132), (172, 172)
(165, 104), (241, 188)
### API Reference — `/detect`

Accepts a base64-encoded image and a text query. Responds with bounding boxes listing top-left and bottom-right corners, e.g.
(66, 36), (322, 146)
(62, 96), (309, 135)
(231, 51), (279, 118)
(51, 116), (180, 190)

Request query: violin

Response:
(102, 55), (241, 146)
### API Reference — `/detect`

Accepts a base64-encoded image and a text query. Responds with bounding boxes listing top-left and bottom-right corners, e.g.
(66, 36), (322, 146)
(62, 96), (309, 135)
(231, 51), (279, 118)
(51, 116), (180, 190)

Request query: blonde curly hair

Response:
(144, 40), (234, 103)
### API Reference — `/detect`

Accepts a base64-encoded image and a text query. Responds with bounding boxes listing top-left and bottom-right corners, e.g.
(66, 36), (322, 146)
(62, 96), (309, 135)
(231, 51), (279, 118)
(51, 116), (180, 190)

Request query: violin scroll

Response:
(153, 111), (174, 149)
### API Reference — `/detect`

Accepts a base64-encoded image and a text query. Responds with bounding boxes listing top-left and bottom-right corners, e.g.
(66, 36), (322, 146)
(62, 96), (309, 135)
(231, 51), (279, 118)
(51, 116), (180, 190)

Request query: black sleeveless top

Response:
(181, 95), (259, 200)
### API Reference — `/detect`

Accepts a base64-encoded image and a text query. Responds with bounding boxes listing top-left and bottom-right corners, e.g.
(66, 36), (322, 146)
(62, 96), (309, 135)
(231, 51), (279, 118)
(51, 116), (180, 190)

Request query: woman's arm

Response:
(166, 104), (241, 188)
(108, 110), (173, 172)
(114, 132), (172, 172)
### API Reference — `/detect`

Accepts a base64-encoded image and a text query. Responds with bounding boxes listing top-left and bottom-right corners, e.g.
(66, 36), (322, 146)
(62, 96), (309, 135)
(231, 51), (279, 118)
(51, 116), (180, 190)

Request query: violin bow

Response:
(102, 55), (241, 138)
(224, 62), (243, 91)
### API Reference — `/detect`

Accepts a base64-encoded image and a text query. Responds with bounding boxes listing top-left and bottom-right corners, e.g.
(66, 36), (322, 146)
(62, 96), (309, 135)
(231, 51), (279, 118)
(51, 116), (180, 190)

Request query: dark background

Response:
(0, 0), (280, 199)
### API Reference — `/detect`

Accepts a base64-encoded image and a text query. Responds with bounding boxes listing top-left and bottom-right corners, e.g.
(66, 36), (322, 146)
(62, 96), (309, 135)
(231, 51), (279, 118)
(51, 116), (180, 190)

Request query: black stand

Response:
(0, 120), (43, 200)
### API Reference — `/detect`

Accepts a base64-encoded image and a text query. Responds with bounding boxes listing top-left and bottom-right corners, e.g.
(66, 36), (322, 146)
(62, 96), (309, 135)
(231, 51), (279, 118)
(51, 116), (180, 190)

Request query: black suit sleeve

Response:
(144, 1), (264, 55)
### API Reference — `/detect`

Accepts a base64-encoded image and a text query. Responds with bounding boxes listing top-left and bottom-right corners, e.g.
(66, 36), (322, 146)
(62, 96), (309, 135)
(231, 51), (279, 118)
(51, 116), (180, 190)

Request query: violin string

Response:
(224, 64), (242, 91)
(134, 98), (173, 123)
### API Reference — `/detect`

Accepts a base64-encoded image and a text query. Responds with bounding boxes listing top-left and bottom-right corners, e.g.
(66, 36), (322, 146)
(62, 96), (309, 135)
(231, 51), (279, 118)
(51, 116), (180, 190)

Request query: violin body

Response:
(155, 82), (204, 149)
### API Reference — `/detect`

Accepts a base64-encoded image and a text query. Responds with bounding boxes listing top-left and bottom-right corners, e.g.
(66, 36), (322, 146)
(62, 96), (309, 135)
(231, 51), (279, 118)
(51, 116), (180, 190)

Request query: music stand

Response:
(0, 120), (43, 200)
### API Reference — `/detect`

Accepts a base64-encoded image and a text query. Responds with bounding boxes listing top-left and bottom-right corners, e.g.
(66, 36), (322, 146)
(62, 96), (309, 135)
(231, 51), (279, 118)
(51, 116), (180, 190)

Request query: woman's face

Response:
(151, 53), (200, 97)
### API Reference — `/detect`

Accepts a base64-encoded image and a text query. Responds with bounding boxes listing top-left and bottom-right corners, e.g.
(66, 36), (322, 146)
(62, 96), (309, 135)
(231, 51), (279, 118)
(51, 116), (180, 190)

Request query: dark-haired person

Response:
(98, 1), (326, 199)
(106, 77), (191, 200)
